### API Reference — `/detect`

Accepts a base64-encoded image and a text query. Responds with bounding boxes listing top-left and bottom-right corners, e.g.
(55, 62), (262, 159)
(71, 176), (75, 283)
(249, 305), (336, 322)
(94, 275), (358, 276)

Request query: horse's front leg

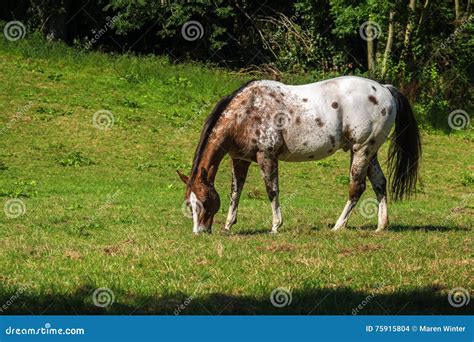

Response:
(256, 151), (282, 234)
(224, 158), (250, 232)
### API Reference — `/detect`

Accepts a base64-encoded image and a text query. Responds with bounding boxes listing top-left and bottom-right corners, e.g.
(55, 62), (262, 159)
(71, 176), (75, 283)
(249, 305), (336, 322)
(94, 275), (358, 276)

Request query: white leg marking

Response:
(375, 197), (389, 232)
(270, 196), (283, 234)
(190, 192), (200, 234)
(332, 200), (356, 231)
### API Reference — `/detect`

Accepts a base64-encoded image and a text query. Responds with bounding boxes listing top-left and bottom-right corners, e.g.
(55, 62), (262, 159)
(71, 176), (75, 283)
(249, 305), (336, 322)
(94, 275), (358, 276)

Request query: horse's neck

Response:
(193, 134), (228, 183)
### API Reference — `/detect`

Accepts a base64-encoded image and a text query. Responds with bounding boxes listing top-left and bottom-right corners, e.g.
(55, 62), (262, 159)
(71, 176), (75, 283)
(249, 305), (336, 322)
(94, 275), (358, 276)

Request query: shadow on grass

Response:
(1, 284), (472, 315)
(358, 225), (471, 232)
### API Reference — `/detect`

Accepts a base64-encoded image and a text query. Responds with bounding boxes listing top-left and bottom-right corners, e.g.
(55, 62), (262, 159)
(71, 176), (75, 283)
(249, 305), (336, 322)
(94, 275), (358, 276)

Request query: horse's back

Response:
(225, 77), (396, 162)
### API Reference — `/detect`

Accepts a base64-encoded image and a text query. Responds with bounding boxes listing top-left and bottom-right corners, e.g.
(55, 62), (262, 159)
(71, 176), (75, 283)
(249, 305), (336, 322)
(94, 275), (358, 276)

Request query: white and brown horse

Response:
(177, 76), (421, 234)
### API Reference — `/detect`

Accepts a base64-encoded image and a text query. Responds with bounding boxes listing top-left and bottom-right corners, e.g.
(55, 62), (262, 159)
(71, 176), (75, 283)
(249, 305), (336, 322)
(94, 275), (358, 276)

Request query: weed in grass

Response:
(316, 160), (337, 168)
(47, 73), (63, 81)
(336, 175), (350, 185)
(136, 162), (159, 171)
(57, 151), (96, 167)
(461, 171), (474, 186)
(0, 180), (38, 198)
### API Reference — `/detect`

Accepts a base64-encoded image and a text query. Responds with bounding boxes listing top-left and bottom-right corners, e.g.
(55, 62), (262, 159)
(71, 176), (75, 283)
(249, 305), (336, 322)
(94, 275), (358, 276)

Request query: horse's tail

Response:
(385, 85), (422, 201)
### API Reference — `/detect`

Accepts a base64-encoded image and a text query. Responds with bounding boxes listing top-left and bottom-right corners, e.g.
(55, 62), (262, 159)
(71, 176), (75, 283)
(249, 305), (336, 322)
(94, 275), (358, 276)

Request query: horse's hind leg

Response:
(224, 158), (251, 232)
(256, 151), (282, 234)
(367, 155), (389, 232)
(332, 151), (370, 231)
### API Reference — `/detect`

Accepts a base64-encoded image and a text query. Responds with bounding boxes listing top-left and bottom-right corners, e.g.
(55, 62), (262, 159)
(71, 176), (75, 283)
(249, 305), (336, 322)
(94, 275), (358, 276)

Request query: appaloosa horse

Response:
(177, 76), (421, 234)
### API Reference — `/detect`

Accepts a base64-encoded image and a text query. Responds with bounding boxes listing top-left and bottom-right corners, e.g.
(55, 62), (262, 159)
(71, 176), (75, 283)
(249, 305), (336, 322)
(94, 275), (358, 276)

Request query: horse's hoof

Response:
(222, 229), (232, 236)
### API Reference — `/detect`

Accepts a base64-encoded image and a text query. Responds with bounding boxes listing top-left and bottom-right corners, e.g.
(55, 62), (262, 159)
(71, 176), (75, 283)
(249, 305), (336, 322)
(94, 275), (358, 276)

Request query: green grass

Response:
(0, 36), (472, 315)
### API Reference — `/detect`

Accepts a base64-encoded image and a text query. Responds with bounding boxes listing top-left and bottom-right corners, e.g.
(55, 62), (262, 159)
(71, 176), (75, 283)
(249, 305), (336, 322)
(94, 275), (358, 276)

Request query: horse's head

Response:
(177, 167), (220, 234)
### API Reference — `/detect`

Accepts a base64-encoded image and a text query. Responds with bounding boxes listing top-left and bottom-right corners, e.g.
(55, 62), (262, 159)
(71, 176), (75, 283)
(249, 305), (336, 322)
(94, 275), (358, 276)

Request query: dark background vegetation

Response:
(1, 0), (472, 128)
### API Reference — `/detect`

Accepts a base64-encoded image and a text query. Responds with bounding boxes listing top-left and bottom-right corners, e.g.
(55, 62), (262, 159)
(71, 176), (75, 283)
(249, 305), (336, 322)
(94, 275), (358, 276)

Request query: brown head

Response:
(177, 167), (220, 234)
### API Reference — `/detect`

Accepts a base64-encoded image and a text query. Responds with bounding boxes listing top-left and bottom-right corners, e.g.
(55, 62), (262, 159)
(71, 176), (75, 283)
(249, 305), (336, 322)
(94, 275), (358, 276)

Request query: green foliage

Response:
(0, 180), (38, 198)
(461, 171), (474, 186)
(336, 175), (350, 185)
(58, 152), (96, 167)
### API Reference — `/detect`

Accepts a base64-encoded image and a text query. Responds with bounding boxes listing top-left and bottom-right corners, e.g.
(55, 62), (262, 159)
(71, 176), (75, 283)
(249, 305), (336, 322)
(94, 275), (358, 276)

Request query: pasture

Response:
(0, 37), (472, 315)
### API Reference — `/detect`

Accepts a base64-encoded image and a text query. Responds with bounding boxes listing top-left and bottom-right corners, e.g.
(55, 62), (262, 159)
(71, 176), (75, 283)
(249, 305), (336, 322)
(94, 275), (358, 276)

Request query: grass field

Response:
(0, 36), (472, 315)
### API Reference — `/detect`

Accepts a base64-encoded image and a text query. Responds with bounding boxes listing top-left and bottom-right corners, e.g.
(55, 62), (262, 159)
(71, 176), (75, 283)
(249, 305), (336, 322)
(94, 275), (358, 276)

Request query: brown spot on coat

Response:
(331, 101), (338, 109)
(381, 108), (387, 116)
(308, 155), (315, 159)
(296, 117), (301, 124)
(369, 138), (376, 145)
(343, 125), (355, 144)
(327, 149), (333, 154)
(349, 180), (366, 200)
(302, 98), (308, 102)
(372, 86), (376, 91)
(315, 118), (324, 127)
(329, 135), (336, 146)
(368, 95), (378, 105)
(254, 116), (262, 124)
(256, 129), (260, 136)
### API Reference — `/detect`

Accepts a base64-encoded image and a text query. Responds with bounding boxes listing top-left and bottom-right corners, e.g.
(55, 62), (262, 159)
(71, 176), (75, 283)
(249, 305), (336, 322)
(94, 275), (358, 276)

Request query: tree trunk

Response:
(44, 0), (73, 41)
(418, 0), (430, 25)
(381, 11), (395, 78)
(367, 38), (376, 72)
(403, 0), (417, 56)
(455, 0), (460, 20)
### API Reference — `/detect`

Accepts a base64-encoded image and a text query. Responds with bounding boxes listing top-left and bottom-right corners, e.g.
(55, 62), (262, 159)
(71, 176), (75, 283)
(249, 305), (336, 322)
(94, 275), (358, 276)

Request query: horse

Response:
(177, 76), (421, 234)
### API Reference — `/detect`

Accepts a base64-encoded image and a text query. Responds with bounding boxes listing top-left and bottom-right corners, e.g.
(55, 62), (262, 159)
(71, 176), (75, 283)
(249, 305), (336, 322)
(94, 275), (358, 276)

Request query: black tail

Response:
(386, 86), (422, 201)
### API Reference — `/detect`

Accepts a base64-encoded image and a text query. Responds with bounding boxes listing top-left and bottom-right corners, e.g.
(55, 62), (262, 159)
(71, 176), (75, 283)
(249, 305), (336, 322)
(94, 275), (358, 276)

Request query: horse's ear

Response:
(176, 170), (189, 184)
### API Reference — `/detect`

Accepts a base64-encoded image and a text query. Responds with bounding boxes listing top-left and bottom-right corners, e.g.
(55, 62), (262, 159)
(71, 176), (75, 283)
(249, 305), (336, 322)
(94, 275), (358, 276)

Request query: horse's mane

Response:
(190, 79), (256, 182)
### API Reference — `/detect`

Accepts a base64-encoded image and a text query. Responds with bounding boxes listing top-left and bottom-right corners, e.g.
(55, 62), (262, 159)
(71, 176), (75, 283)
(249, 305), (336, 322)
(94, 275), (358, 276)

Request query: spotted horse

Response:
(177, 76), (422, 234)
